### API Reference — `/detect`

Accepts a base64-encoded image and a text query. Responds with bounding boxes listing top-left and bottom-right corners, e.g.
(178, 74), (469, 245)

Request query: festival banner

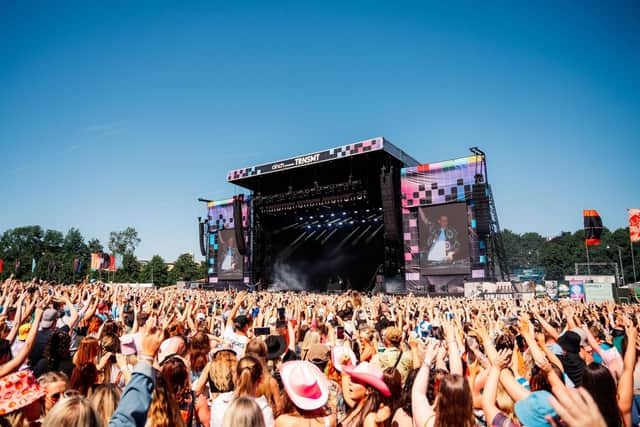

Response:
(569, 280), (585, 301)
(109, 255), (116, 272)
(629, 208), (640, 243)
(583, 210), (603, 246)
(584, 282), (614, 303)
(545, 280), (558, 299)
(90, 253), (101, 271)
(73, 259), (80, 274)
(115, 253), (124, 270)
(557, 281), (570, 299)
(31, 258), (36, 273)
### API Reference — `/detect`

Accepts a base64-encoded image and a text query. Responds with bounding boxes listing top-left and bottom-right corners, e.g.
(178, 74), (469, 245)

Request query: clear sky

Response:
(1, 1), (639, 261)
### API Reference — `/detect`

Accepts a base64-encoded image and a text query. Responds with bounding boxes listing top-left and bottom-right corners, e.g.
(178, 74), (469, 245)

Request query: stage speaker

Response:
(198, 220), (207, 256)
(472, 184), (490, 236)
(233, 195), (248, 255)
(379, 165), (400, 241)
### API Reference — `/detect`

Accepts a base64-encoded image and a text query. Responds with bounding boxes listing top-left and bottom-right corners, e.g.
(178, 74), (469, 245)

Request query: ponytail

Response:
(234, 355), (262, 398)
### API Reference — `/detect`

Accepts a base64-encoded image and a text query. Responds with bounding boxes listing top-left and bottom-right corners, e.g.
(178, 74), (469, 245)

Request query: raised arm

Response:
(0, 307), (43, 377)
(482, 348), (512, 424)
(412, 341), (439, 427)
(617, 320), (636, 426)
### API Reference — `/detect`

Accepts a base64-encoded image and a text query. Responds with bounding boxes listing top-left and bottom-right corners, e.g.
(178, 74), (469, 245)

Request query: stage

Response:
(200, 137), (508, 295)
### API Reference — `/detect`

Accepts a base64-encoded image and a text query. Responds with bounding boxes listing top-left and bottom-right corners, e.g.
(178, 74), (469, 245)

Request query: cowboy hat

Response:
(279, 361), (329, 411)
(342, 362), (391, 396)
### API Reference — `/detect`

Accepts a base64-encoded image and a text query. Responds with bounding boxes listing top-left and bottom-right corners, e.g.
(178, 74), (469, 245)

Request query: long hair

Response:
(342, 383), (384, 427)
(188, 332), (210, 374)
(433, 374), (474, 427)
(529, 362), (563, 392)
(235, 355), (263, 398)
(161, 357), (191, 406)
(382, 367), (402, 415)
(245, 339), (276, 409)
(221, 396), (266, 427)
(98, 334), (120, 383)
(581, 363), (622, 427)
(209, 350), (237, 394)
(89, 384), (121, 427)
(398, 369), (418, 417)
(69, 362), (98, 396)
(41, 395), (102, 427)
(43, 331), (71, 371)
(75, 337), (99, 365)
(145, 375), (186, 427)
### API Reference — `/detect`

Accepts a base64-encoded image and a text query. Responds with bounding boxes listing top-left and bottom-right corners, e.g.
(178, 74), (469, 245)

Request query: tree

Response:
(170, 253), (200, 282)
(0, 226), (44, 280)
(87, 238), (103, 253)
(108, 227), (141, 255)
(140, 255), (168, 286)
(115, 252), (141, 283)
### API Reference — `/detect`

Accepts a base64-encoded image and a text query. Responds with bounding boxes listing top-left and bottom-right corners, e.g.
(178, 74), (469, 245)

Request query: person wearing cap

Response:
(304, 343), (346, 422)
(370, 326), (412, 383)
(29, 299), (77, 368)
(276, 361), (335, 427)
(224, 293), (250, 356)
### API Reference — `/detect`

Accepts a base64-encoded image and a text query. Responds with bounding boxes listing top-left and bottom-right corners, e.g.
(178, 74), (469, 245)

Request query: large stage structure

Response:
(200, 137), (509, 294)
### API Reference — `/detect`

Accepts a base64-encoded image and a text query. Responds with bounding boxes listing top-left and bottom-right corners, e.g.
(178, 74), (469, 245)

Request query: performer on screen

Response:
(426, 215), (461, 263)
(220, 236), (237, 272)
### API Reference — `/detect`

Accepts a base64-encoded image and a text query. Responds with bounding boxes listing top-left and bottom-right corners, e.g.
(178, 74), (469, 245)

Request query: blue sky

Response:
(1, 1), (639, 261)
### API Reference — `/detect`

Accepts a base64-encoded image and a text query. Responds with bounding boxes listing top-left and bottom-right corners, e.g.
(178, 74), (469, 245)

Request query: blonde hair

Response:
(209, 350), (237, 394)
(42, 396), (102, 427)
(496, 382), (514, 416)
(221, 396), (266, 427)
(89, 384), (121, 427)
(2, 411), (29, 427)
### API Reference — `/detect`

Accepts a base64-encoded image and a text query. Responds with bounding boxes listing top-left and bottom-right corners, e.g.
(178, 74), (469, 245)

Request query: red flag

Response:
(583, 209), (603, 246)
(629, 208), (640, 243)
(109, 255), (116, 271)
(0, 259), (3, 273)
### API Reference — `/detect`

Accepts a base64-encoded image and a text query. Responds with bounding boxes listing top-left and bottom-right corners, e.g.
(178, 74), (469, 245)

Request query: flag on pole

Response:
(629, 208), (640, 243)
(109, 255), (116, 272)
(583, 209), (603, 246)
(15, 259), (20, 273)
(90, 253), (101, 271)
(31, 258), (36, 273)
(115, 253), (124, 270)
(77, 260), (83, 273)
(73, 259), (80, 274)
(0, 259), (3, 273)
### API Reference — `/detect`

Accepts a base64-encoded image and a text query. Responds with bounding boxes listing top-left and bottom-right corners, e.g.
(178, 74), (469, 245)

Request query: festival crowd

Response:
(1, 276), (639, 427)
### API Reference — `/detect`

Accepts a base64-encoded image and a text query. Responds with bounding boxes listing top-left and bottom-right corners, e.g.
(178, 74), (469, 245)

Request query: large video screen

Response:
(217, 229), (243, 280)
(418, 202), (471, 275)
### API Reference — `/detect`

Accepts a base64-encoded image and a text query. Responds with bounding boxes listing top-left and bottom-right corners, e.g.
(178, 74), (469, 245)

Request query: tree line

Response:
(1, 224), (638, 286)
(501, 227), (639, 283)
(0, 226), (207, 286)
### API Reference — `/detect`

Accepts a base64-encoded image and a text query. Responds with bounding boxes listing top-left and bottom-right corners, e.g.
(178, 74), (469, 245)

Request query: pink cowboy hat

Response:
(342, 362), (391, 396)
(279, 361), (329, 411)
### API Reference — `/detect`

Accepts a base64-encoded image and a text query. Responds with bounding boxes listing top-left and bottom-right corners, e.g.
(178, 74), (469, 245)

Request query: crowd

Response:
(1, 276), (639, 427)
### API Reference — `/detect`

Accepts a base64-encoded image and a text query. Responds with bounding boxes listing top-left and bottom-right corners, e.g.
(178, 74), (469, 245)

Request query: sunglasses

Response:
(50, 389), (82, 400)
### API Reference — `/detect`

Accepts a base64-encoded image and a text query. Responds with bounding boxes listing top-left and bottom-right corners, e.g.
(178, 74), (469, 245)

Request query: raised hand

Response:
(546, 388), (606, 427)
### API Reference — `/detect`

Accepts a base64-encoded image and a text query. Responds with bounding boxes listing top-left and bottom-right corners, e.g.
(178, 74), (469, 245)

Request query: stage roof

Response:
(227, 136), (420, 187)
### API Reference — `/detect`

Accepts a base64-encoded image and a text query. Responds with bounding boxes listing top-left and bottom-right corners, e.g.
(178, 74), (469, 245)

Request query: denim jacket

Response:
(109, 361), (156, 427)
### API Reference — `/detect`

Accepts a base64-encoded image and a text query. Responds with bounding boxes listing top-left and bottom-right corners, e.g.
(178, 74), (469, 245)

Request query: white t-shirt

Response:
(223, 325), (247, 357)
(210, 392), (274, 427)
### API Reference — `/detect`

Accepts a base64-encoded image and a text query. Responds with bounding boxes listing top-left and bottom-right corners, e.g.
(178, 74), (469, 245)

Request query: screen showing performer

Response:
(218, 229), (243, 280)
(418, 202), (471, 275)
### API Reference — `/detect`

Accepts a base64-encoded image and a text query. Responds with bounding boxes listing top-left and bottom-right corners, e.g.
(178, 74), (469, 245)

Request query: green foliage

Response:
(169, 253), (201, 283)
(108, 227), (141, 255)
(140, 255), (169, 286)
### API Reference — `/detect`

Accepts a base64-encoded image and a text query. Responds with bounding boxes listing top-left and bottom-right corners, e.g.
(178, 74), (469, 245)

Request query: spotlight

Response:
(317, 224), (322, 228)
(342, 212), (347, 216)
(330, 213), (335, 217)
(309, 216), (314, 220)
(299, 217), (304, 221)
(354, 210), (358, 214)
(320, 214), (324, 218)
(349, 220), (354, 224)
